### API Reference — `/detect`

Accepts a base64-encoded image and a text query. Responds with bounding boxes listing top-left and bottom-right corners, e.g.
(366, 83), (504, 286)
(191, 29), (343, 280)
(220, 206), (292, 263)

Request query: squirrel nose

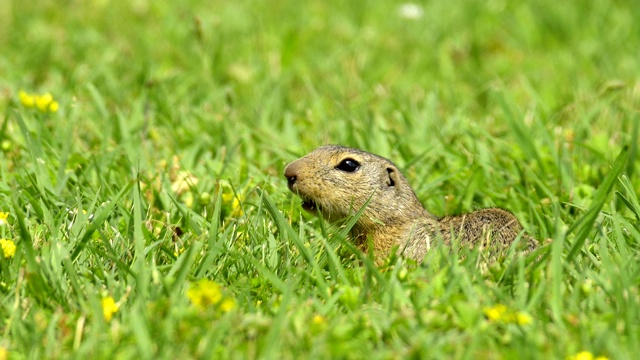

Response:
(284, 161), (300, 188)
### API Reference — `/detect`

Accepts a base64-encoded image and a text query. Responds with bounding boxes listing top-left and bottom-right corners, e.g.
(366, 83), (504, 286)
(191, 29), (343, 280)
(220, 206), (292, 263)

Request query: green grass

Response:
(1, 0), (639, 358)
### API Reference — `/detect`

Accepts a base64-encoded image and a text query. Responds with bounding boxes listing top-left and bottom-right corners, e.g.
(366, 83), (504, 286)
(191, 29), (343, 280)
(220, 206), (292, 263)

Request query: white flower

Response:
(398, 3), (424, 20)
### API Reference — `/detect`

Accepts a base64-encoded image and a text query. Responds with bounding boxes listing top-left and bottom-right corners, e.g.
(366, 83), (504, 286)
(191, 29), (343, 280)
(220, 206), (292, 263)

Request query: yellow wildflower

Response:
(567, 351), (608, 360)
(173, 247), (186, 257)
(230, 196), (243, 217)
(18, 90), (59, 113)
(0, 212), (8, 226)
(49, 100), (59, 112)
(515, 312), (533, 325)
(312, 314), (326, 325)
(0, 239), (16, 259)
(568, 351), (593, 360)
(36, 93), (53, 111)
(483, 304), (532, 325)
(188, 279), (222, 310)
(101, 296), (119, 322)
(219, 297), (236, 312)
(484, 304), (507, 321)
(310, 313), (327, 332)
(0, 346), (7, 360)
(19, 90), (35, 107)
(187, 279), (235, 312)
(222, 191), (244, 217)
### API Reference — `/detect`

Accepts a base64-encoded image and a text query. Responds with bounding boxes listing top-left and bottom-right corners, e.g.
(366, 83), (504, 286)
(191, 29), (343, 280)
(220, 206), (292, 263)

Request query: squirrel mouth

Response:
(288, 185), (319, 213)
(300, 197), (319, 213)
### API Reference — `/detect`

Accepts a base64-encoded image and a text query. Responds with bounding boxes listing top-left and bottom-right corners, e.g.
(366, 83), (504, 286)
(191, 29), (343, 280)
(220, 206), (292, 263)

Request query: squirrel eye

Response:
(336, 158), (360, 172)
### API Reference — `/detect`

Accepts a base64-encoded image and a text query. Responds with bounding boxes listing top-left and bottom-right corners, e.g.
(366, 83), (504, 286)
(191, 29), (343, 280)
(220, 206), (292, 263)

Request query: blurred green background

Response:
(0, 0), (638, 358)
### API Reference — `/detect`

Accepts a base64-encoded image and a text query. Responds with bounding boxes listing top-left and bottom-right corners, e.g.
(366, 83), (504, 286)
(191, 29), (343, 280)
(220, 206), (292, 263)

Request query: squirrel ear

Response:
(386, 167), (397, 187)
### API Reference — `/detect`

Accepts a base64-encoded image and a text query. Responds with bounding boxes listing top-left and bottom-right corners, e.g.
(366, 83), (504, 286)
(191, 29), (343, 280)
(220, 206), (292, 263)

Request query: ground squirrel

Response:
(284, 145), (534, 263)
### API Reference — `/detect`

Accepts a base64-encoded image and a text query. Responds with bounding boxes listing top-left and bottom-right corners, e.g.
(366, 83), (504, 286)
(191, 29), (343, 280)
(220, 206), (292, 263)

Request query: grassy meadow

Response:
(1, 0), (639, 358)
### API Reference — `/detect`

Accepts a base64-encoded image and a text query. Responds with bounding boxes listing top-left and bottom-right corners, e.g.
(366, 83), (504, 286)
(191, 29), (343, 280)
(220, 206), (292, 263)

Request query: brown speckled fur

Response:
(284, 145), (535, 263)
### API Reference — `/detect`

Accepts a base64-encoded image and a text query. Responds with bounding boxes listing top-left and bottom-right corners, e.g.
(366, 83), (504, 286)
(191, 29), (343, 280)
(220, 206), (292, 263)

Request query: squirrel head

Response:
(284, 145), (429, 230)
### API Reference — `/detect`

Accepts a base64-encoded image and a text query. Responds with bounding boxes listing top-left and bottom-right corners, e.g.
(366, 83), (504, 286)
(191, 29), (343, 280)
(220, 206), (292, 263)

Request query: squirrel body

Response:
(284, 145), (533, 262)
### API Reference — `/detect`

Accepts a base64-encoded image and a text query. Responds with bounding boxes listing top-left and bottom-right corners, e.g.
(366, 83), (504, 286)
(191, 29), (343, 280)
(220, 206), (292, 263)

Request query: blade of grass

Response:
(498, 93), (545, 171)
(566, 146), (628, 260)
(71, 181), (134, 261)
(11, 198), (58, 306)
(258, 188), (329, 295)
(166, 242), (201, 293)
(195, 186), (224, 277)
(626, 114), (638, 179)
(549, 201), (565, 324)
(246, 257), (288, 293)
(130, 302), (154, 358)
(132, 175), (149, 297)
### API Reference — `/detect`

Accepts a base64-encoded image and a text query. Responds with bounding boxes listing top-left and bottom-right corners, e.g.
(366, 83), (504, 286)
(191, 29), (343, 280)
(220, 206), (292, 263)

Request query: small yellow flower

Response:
(567, 352), (608, 360)
(230, 196), (243, 217)
(515, 312), (532, 325)
(187, 279), (223, 310)
(101, 296), (119, 322)
(48, 100), (59, 112)
(0, 239), (16, 259)
(221, 192), (233, 203)
(35, 93), (53, 112)
(187, 279), (235, 312)
(484, 304), (507, 321)
(0, 346), (7, 360)
(173, 247), (185, 257)
(222, 192), (244, 217)
(310, 313), (328, 333)
(484, 304), (532, 325)
(19, 90), (35, 107)
(19, 91), (59, 113)
(312, 314), (326, 325)
(219, 297), (236, 312)
(0, 212), (8, 226)
(572, 351), (593, 360)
